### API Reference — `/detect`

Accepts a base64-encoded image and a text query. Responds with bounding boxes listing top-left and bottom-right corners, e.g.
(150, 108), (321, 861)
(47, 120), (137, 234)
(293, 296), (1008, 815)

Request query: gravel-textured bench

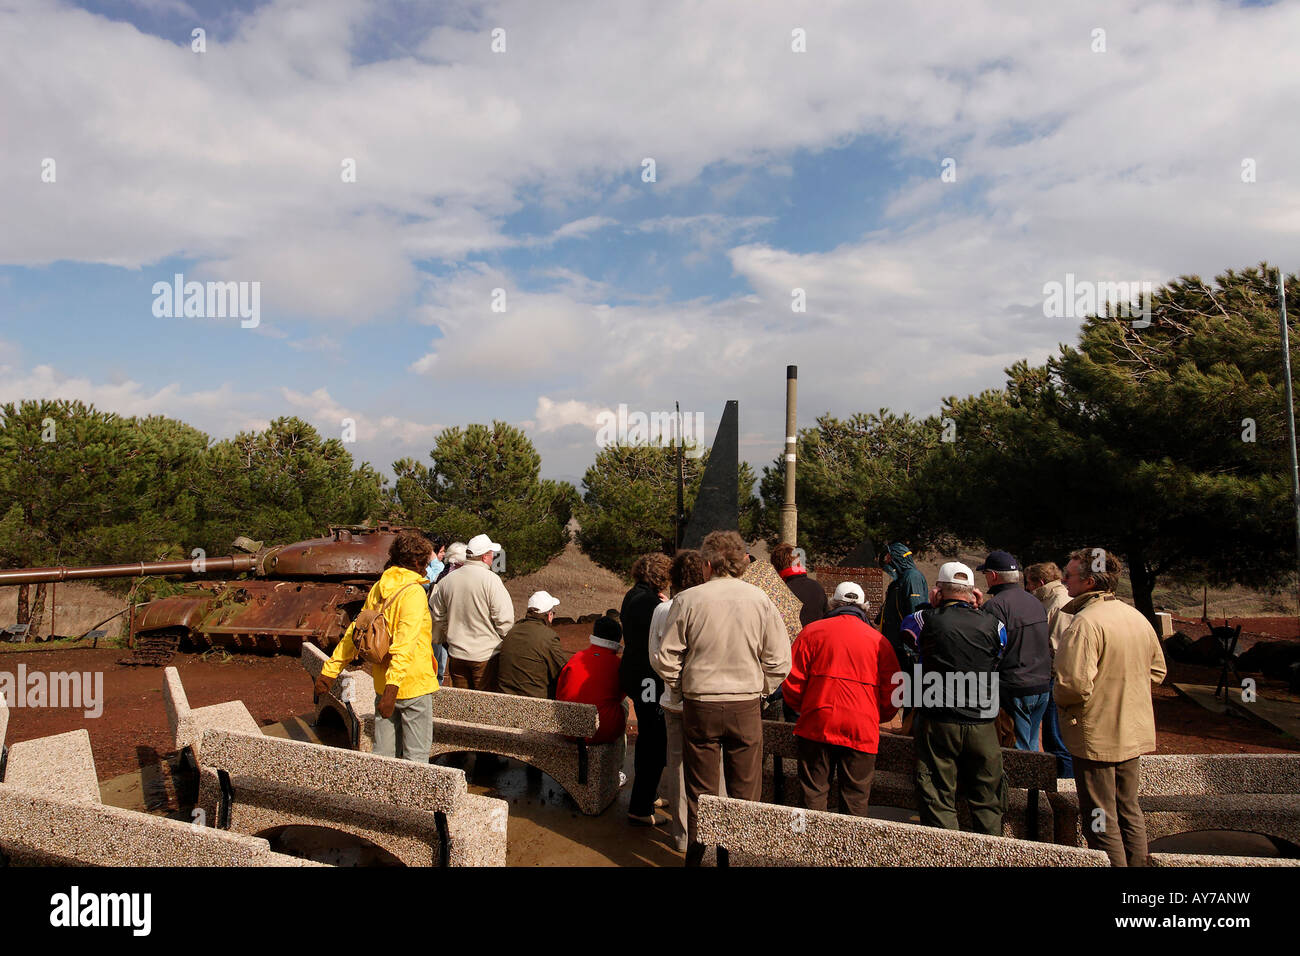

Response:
(761, 722), (1060, 840)
(1052, 753), (1300, 853)
(164, 666), (507, 866)
(0, 696), (317, 867)
(193, 727), (506, 866)
(303, 644), (624, 816)
(697, 793), (1110, 866)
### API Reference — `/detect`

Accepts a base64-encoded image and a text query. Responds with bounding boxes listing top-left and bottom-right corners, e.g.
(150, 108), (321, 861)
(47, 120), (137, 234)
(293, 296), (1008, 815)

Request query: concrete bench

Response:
(761, 722), (1060, 841)
(0, 697), (316, 866)
(697, 793), (1111, 866)
(163, 665), (262, 761)
(0, 785), (323, 866)
(303, 643), (624, 816)
(1053, 754), (1300, 852)
(163, 666), (507, 866)
(427, 686), (625, 816)
(193, 727), (506, 866)
(3, 729), (102, 804)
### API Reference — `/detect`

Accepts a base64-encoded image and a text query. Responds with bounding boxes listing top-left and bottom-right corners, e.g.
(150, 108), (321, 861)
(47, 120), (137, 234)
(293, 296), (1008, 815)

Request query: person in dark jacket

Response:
(977, 551), (1053, 752)
(782, 582), (900, 815)
(900, 562), (1007, 834)
(878, 542), (928, 665)
(497, 591), (570, 699)
(770, 543), (828, 627)
(620, 553), (672, 826)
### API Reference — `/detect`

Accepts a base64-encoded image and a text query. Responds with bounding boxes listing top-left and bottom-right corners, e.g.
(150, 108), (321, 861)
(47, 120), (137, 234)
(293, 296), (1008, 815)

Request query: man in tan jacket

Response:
(430, 533), (515, 691)
(1054, 548), (1167, 867)
(654, 530), (790, 866)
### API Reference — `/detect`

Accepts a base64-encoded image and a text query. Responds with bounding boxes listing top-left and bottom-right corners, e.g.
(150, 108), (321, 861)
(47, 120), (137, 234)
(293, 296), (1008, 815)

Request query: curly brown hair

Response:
(769, 542), (796, 572)
(670, 549), (708, 596)
(388, 530), (434, 574)
(631, 552), (672, 591)
(1067, 548), (1123, 592)
(701, 530), (749, 578)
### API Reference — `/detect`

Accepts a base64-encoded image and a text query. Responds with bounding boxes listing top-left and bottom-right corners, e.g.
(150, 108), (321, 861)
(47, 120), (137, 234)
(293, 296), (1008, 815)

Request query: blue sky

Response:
(2, 0), (1297, 488)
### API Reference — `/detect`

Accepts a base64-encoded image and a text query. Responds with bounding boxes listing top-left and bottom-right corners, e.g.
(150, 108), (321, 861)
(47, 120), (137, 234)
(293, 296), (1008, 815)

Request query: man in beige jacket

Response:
(430, 533), (515, 691)
(654, 530), (790, 866)
(1054, 548), (1167, 867)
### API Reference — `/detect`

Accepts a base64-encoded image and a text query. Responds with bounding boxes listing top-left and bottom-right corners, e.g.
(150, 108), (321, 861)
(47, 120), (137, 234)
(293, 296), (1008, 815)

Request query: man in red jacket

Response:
(781, 581), (902, 815)
(556, 612), (627, 745)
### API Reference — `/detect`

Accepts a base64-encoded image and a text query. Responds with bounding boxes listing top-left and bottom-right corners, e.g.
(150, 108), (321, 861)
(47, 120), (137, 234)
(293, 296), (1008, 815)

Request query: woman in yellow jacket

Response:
(314, 531), (441, 761)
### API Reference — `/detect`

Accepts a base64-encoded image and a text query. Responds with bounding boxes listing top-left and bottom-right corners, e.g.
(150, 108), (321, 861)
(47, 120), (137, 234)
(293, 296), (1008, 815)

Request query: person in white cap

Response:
(898, 561), (1008, 835)
(780, 580), (902, 816)
(430, 533), (514, 690)
(497, 590), (570, 699)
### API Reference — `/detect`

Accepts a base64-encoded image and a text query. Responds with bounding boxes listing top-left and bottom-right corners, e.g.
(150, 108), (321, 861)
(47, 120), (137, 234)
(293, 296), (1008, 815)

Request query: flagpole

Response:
(1278, 269), (1300, 614)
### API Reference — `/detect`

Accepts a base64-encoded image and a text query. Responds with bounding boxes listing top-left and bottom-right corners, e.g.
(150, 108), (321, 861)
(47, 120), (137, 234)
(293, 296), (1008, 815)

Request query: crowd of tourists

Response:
(314, 527), (1166, 868)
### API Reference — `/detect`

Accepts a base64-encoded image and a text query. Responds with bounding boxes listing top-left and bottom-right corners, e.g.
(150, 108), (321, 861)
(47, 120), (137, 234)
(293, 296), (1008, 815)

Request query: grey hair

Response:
(938, 582), (974, 601)
(831, 597), (869, 611)
(993, 569), (1021, 584)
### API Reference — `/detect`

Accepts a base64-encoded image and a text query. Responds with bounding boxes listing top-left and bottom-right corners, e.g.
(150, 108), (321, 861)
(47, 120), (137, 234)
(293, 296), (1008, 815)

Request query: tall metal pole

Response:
(1279, 269), (1300, 613)
(675, 400), (685, 552)
(781, 365), (798, 546)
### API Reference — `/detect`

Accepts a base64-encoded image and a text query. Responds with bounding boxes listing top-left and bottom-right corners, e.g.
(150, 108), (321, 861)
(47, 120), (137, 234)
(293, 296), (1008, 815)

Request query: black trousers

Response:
(629, 695), (667, 816)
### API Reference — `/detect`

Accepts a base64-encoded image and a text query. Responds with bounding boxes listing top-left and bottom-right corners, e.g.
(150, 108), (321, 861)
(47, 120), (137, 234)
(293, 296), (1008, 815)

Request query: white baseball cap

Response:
(937, 561), (976, 586)
(466, 533), (502, 557)
(527, 590), (560, 613)
(832, 581), (866, 606)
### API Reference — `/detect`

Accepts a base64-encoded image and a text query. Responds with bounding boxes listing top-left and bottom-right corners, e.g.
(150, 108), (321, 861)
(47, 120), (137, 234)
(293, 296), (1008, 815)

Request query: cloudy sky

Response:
(1, 0), (1296, 487)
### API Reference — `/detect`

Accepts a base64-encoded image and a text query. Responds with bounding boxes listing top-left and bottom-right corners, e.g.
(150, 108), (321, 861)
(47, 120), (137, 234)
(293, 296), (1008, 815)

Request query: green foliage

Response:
(757, 411), (941, 563)
(191, 417), (384, 553)
(0, 406), (386, 600)
(919, 264), (1298, 618)
(389, 422), (574, 577)
(0, 400), (205, 567)
(576, 442), (759, 575)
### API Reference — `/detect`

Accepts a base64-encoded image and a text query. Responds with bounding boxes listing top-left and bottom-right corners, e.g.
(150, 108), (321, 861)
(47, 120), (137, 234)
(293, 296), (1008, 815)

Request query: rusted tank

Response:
(0, 524), (416, 663)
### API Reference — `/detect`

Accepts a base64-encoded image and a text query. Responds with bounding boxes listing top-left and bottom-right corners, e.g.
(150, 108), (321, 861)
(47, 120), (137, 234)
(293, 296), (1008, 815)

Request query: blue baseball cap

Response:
(976, 550), (1019, 572)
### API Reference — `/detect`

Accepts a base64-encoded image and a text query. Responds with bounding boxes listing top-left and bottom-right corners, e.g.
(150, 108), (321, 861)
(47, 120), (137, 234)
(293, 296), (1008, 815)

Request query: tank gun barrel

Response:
(0, 554), (261, 586)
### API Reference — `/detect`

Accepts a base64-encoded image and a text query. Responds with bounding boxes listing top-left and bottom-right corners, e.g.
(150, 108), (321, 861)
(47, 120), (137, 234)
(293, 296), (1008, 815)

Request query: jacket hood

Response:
(1033, 580), (1067, 602)
(885, 542), (918, 577)
(376, 565), (427, 599)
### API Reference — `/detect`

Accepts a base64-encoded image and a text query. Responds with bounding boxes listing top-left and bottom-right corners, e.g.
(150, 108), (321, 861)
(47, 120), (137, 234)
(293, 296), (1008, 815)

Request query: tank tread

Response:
(118, 630), (181, 667)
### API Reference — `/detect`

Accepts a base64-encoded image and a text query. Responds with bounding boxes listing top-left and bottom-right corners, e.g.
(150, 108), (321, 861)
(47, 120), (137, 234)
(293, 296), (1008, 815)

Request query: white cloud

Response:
(279, 386), (442, 448)
(532, 396), (609, 433)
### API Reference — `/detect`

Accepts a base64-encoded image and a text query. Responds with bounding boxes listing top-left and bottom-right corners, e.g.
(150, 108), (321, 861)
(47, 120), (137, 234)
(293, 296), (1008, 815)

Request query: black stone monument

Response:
(681, 400), (739, 549)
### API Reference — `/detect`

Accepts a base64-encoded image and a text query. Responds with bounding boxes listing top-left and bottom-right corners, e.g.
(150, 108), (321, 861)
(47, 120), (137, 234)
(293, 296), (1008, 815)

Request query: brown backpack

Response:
(351, 581), (424, 666)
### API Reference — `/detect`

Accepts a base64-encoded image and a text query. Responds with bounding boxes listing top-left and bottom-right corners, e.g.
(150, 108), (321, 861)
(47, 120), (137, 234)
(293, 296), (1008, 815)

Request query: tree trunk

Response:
(1127, 550), (1158, 630)
(29, 583), (48, 641)
(16, 583), (30, 626)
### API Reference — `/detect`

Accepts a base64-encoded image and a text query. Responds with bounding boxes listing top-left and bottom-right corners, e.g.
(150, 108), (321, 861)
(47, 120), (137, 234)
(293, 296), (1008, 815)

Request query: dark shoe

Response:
(627, 811), (667, 826)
